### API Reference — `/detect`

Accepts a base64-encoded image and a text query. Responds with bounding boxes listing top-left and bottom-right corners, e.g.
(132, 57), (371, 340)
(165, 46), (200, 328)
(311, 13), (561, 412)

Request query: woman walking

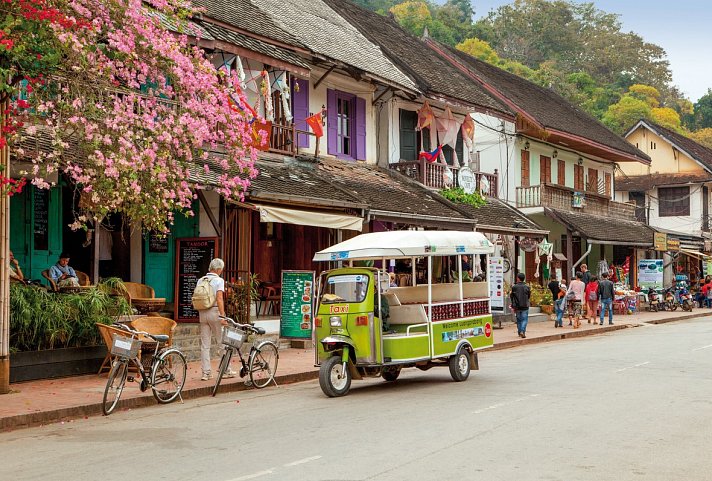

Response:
(585, 275), (599, 323)
(554, 280), (567, 328)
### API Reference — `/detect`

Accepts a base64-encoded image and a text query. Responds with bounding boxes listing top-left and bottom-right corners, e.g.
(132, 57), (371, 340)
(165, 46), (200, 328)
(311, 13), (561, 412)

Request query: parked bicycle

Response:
(102, 323), (187, 415)
(212, 316), (279, 396)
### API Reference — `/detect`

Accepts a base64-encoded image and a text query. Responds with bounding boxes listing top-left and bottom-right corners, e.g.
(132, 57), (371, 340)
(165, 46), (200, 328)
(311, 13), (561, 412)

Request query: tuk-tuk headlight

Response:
(329, 316), (342, 327)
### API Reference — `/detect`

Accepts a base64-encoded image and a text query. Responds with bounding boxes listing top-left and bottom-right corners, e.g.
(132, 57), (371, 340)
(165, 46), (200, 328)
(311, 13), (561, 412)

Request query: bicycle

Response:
(212, 316), (279, 396)
(102, 323), (187, 415)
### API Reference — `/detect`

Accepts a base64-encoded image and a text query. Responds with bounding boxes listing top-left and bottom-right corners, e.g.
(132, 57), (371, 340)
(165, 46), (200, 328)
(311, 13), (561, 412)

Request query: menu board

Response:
(280, 270), (315, 339)
(174, 237), (219, 322)
(148, 232), (169, 253)
(488, 257), (505, 310)
(33, 187), (49, 251)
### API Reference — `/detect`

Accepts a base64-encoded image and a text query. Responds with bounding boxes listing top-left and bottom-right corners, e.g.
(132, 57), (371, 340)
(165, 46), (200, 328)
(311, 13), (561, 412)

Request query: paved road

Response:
(4, 318), (712, 481)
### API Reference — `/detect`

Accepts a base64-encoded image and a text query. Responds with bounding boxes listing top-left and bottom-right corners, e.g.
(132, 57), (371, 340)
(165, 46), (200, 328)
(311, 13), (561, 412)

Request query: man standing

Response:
(598, 271), (615, 325)
(510, 272), (531, 338)
(581, 263), (591, 285)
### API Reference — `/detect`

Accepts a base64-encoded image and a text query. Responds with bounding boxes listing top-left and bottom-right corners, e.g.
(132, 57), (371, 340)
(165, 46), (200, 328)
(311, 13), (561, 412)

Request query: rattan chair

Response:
(41, 269), (57, 291)
(129, 316), (177, 348)
(123, 282), (156, 300)
(75, 270), (91, 286)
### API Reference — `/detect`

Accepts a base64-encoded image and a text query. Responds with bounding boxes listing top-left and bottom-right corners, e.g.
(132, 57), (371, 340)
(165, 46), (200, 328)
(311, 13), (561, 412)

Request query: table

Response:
(131, 297), (166, 314)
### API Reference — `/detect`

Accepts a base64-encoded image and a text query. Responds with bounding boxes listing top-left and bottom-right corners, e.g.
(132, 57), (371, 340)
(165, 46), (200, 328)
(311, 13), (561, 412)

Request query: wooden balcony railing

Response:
(516, 183), (636, 220)
(269, 122), (296, 156)
(389, 158), (498, 197)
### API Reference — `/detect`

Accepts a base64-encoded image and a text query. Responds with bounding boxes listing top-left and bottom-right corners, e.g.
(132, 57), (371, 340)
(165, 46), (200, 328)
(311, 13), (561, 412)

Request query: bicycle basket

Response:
(110, 333), (141, 359)
(221, 326), (247, 348)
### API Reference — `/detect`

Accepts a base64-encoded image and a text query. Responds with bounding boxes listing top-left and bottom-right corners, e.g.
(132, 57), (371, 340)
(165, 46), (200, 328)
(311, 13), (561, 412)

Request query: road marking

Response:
(693, 344), (712, 351)
(473, 394), (539, 414)
(284, 455), (322, 467)
(226, 469), (275, 480)
(616, 361), (650, 372)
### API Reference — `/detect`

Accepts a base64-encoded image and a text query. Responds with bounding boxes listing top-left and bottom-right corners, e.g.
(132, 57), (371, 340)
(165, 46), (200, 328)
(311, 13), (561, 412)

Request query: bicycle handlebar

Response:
(112, 323), (168, 343)
(218, 316), (266, 335)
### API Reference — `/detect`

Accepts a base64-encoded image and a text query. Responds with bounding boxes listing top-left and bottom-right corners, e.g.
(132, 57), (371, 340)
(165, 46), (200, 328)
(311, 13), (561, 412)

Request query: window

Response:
(587, 168), (598, 193)
(327, 89), (366, 160)
(337, 95), (351, 156)
(629, 191), (646, 222)
(658, 186), (690, 217)
(442, 132), (464, 166)
(322, 274), (369, 304)
(521, 150), (530, 187)
(574, 164), (584, 191)
(540, 155), (551, 184)
(557, 159), (565, 186)
(398, 109), (431, 161)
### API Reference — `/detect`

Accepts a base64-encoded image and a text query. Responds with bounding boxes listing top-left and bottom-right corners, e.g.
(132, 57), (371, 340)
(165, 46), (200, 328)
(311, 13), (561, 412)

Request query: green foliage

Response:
(603, 96), (651, 134)
(693, 90), (712, 130)
(10, 280), (132, 352)
(440, 187), (486, 208)
(529, 284), (549, 307)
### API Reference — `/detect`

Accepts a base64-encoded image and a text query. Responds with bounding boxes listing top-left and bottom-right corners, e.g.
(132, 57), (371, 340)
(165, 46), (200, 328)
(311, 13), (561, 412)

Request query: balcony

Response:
(389, 158), (498, 197)
(516, 183), (636, 220)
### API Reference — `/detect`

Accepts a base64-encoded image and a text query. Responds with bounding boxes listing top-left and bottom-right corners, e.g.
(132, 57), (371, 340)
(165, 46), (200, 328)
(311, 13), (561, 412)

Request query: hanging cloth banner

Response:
(462, 115), (475, 153)
(235, 55), (246, 89)
(417, 101), (434, 131)
(270, 70), (292, 123)
(436, 107), (462, 166)
(260, 70), (274, 122)
(537, 240), (553, 272)
(306, 112), (324, 138)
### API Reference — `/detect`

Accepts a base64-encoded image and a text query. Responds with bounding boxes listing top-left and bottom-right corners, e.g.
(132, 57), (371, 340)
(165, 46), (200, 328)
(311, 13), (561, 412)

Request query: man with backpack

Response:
(192, 258), (234, 381)
(510, 272), (531, 338)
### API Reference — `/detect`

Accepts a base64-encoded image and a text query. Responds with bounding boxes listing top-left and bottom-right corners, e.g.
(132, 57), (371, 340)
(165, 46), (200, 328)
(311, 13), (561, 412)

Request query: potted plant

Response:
(539, 291), (554, 314)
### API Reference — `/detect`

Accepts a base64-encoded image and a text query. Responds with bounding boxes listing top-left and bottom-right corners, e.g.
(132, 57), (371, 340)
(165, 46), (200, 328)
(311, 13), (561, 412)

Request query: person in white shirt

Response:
(197, 258), (234, 381)
(567, 271), (586, 328)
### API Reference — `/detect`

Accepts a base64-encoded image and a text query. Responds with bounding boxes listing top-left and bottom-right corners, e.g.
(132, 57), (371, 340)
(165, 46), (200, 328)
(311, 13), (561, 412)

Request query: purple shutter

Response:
(291, 78), (310, 148)
(355, 96), (366, 161)
(326, 89), (337, 156)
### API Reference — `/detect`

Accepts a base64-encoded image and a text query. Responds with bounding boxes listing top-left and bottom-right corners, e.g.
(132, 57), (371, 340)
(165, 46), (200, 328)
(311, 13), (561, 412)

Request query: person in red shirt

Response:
(584, 276), (599, 323)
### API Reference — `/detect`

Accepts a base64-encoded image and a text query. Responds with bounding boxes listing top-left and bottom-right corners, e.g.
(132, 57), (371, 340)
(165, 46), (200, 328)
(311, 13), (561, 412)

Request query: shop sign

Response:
(458, 167), (476, 194)
(519, 237), (538, 252)
(280, 270), (315, 339)
(572, 192), (585, 208)
(666, 239), (680, 252)
(654, 232), (667, 251)
(488, 257), (505, 309)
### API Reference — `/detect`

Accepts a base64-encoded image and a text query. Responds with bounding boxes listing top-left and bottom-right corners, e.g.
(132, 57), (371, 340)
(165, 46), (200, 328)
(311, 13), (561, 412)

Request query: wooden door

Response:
(521, 150), (530, 187)
(540, 155), (551, 184)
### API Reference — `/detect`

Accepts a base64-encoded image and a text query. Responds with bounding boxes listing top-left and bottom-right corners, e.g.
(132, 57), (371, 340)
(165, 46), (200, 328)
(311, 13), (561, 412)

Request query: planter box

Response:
(10, 345), (107, 383)
(540, 305), (554, 314)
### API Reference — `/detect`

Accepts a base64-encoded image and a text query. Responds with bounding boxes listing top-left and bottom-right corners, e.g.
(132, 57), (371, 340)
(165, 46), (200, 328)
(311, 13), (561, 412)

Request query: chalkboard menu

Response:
(148, 232), (169, 253)
(33, 187), (49, 251)
(280, 270), (315, 339)
(174, 237), (219, 322)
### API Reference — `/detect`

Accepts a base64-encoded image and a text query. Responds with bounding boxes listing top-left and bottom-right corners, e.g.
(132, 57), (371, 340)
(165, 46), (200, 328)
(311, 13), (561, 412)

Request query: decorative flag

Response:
(235, 55), (246, 89)
(418, 145), (443, 163)
(252, 119), (272, 151)
(461, 115), (475, 152)
(417, 101), (434, 131)
(260, 70), (274, 121)
(306, 112), (324, 138)
(270, 70), (292, 122)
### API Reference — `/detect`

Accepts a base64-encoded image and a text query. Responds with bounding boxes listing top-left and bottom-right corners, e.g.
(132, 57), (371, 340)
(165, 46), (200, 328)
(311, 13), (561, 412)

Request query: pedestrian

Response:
(554, 279), (567, 328)
(584, 275), (599, 323)
(567, 271), (586, 328)
(510, 272), (531, 338)
(705, 278), (712, 308)
(581, 263), (591, 285)
(193, 258), (235, 381)
(598, 271), (615, 325)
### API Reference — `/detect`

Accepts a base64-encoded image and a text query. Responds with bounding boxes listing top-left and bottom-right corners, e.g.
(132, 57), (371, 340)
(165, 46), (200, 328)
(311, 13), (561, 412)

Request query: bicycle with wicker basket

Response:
(102, 323), (187, 415)
(212, 316), (279, 396)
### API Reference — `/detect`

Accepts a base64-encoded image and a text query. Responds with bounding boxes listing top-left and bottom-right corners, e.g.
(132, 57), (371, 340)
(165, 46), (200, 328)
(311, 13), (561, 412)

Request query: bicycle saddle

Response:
(254, 327), (266, 335)
(152, 334), (170, 343)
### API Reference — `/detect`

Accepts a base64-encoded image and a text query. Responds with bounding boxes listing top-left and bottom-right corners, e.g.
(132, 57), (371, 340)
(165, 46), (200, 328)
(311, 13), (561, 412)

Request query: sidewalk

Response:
(1, 308), (709, 431)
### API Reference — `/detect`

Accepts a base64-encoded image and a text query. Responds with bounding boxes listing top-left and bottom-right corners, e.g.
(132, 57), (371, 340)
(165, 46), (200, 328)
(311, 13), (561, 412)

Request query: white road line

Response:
(284, 455), (322, 467)
(473, 394), (539, 414)
(693, 344), (712, 351)
(616, 361), (650, 373)
(226, 469), (275, 481)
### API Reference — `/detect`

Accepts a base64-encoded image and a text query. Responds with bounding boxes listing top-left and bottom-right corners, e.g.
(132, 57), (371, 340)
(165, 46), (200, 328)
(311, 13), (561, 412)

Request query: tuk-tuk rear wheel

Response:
(449, 347), (471, 382)
(319, 355), (351, 397)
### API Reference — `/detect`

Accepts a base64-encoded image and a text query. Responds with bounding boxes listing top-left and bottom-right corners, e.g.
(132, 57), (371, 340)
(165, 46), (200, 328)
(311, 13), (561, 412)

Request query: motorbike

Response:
(647, 287), (661, 312)
(677, 285), (693, 312)
(663, 287), (678, 311)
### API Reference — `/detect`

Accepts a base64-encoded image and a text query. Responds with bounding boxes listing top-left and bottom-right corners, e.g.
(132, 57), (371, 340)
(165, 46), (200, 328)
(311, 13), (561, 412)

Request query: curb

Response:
(0, 369), (318, 432)
(491, 324), (630, 351)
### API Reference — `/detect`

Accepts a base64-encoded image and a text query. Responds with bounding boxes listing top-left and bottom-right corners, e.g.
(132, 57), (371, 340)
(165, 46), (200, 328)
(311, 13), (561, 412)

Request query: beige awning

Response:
(680, 248), (709, 261)
(257, 205), (363, 231)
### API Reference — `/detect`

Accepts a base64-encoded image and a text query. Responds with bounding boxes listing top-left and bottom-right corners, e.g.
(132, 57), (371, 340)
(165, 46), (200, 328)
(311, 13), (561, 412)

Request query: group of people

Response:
(547, 264), (615, 329)
(8, 251), (80, 289)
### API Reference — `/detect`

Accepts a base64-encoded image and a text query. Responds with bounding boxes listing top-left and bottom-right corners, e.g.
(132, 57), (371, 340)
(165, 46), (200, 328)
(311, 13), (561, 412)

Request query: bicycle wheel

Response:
(151, 349), (187, 404)
(248, 341), (279, 388)
(103, 360), (128, 415)
(212, 348), (233, 397)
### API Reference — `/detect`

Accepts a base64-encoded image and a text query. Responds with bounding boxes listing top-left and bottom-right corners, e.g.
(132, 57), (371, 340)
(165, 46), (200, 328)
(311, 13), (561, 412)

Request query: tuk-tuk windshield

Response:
(321, 274), (370, 304)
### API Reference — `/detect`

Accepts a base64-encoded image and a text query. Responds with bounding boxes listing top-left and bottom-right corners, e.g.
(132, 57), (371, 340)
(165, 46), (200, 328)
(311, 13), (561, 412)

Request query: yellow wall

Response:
(622, 126), (702, 176)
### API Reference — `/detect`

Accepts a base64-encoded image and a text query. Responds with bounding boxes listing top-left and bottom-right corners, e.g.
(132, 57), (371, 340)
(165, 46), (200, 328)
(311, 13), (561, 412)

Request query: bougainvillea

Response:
(1, 0), (259, 232)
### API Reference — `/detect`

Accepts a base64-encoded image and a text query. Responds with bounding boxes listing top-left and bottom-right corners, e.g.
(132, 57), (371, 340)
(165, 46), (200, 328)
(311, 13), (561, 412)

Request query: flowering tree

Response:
(3, 0), (259, 232)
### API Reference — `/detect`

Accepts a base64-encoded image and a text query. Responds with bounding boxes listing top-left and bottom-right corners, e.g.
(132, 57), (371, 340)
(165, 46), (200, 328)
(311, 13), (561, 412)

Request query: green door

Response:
(143, 210), (199, 302)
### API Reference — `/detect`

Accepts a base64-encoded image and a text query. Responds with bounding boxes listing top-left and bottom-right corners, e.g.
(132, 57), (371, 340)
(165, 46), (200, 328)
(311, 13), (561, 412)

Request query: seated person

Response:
(49, 253), (80, 288)
(8, 250), (25, 283)
(388, 272), (398, 288)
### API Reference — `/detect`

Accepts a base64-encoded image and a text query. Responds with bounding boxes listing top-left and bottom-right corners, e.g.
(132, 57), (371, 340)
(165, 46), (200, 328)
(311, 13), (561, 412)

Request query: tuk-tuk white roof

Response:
(313, 231), (493, 261)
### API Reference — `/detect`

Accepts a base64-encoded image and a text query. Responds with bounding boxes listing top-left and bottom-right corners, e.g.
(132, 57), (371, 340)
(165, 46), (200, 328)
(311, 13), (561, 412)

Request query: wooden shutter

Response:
(557, 159), (565, 186)
(574, 164), (584, 190)
(399, 109), (418, 161)
(605, 172), (612, 197)
(587, 168), (598, 192)
(455, 131), (464, 166)
(521, 150), (530, 187)
(354, 96), (366, 161)
(326, 89), (337, 155)
(291, 78), (310, 148)
(540, 155), (551, 184)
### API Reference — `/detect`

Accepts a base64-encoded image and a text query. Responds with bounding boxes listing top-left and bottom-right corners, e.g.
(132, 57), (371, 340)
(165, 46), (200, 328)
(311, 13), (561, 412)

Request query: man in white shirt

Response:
(197, 258), (234, 381)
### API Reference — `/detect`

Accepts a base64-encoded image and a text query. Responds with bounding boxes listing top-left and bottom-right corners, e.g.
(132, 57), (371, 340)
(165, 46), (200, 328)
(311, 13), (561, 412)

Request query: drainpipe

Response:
(572, 242), (593, 278)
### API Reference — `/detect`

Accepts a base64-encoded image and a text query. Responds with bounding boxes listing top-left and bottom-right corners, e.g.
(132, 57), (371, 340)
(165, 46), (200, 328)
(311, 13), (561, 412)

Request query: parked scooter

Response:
(677, 284), (693, 312)
(647, 287), (661, 312)
(663, 287), (678, 311)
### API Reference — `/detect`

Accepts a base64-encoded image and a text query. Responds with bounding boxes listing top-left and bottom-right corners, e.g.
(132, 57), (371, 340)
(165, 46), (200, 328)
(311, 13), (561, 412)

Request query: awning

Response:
(257, 205), (363, 232)
(679, 248), (709, 261)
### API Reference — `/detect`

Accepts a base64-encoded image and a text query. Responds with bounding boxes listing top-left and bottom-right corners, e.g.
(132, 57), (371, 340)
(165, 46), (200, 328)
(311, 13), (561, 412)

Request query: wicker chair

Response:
(96, 322), (140, 375)
(75, 270), (91, 286)
(124, 282), (156, 300)
(123, 282), (165, 313)
(129, 316), (177, 348)
(41, 269), (57, 291)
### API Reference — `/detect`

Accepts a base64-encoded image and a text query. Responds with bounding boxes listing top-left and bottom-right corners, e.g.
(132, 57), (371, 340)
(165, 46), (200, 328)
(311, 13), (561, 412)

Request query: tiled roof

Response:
(192, 0), (305, 48)
(615, 172), (712, 192)
(629, 120), (712, 172)
(250, 0), (418, 91)
(458, 197), (547, 234)
(440, 44), (650, 163)
(323, 0), (511, 115)
(547, 208), (654, 246)
(199, 22), (310, 70)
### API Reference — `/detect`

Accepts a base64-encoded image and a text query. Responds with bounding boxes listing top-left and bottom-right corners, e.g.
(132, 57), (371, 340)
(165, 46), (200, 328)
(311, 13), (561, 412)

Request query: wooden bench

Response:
(387, 282), (488, 304)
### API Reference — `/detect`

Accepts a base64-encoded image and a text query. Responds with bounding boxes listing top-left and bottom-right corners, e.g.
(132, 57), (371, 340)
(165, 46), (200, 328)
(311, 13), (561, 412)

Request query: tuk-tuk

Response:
(312, 230), (495, 397)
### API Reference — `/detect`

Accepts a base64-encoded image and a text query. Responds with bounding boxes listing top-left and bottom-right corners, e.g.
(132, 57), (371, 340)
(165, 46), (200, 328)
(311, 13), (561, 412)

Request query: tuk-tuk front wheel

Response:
(319, 355), (351, 397)
(449, 347), (471, 382)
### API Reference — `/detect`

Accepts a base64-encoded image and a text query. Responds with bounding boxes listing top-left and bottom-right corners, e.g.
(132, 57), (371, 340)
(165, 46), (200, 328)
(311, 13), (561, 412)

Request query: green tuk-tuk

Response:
(312, 230), (495, 397)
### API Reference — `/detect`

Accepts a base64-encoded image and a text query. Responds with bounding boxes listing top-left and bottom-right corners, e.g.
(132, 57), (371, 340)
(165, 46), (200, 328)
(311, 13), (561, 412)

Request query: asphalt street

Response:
(3, 317), (712, 481)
